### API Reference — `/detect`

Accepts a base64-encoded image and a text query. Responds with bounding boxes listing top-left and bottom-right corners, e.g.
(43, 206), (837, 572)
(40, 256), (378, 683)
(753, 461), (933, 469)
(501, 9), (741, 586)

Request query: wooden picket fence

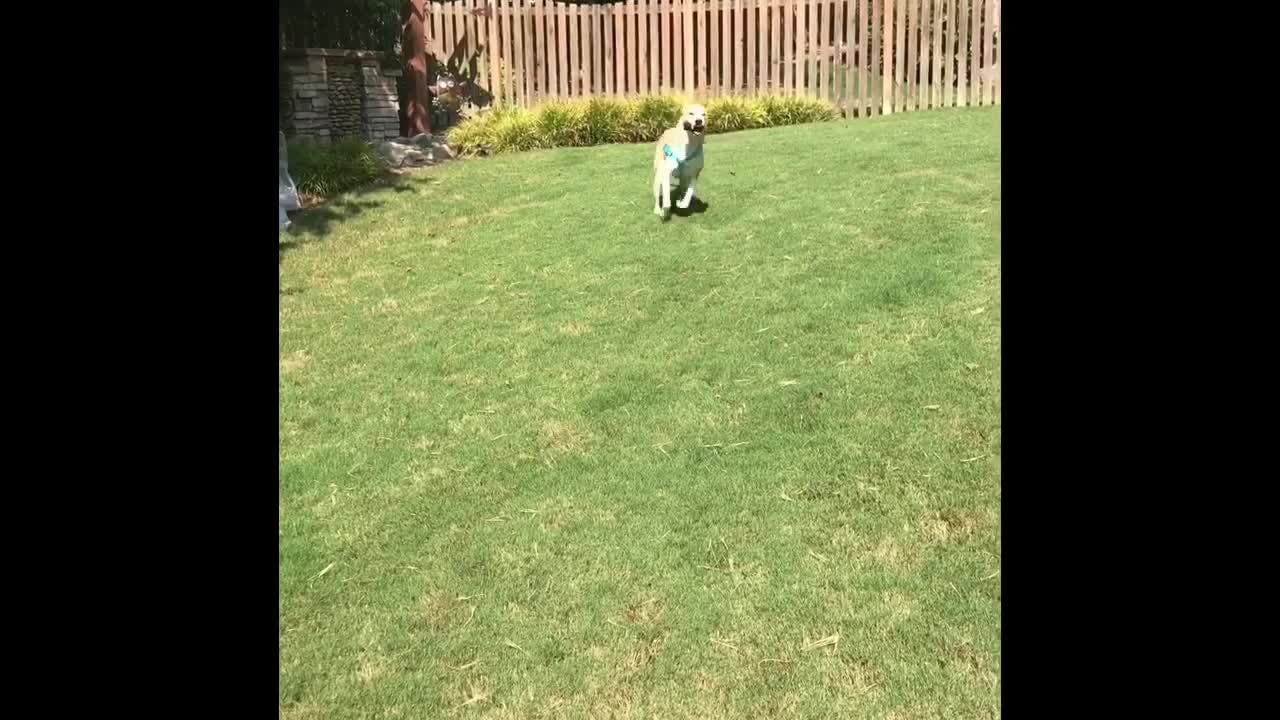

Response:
(426, 0), (999, 117)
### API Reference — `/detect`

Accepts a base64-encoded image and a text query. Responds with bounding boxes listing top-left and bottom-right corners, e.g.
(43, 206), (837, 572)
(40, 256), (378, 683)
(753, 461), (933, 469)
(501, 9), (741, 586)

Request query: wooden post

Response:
(816, 0), (826, 101)
(858, 0), (868, 115)
(983, 0), (993, 104)
(894, 0), (905, 111)
(942, 0), (953, 106)
(926, 0), (936, 107)
(747, 0), (757, 96)
(735, 0), (745, 93)
(969, 0), (979, 103)
(712, 0), (722, 96)
(534, 0), (547, 102)
(993, 0), (999, 103)
(782, 0), (792, 94)
(548, 0), (561, 97)
(605, 2), (616, 96)
(806, 0), (817, 97)
(590, 3), (601, 95)
(957, 0), (968, 105)
(648, 0), (659, 95)
(770, 0), (780, 95)
(720, 0), (728, 94)
(883, 0), (893, 112)
(523, 1), (536, 103)
(871, 0), (881, 114)
(931, 0), (942, 106)
(488, 0), (503, 104)
(573, 1), (583, 95)
(684, 0), (695, 96)
(628, 0), (639, 95)
(906, 0), (916, 110)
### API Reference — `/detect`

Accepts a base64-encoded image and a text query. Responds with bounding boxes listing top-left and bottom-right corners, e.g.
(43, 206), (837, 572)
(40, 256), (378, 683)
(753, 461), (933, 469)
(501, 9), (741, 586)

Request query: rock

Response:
(430, 140), (455, 160)
(377, 137), (458, 168)
(378, 139), (430, 167)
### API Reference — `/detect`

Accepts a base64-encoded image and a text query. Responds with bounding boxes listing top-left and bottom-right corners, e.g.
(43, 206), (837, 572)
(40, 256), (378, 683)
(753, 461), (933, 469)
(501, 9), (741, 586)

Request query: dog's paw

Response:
(653, 205), (666, 217)
(676, 197), (692, 209)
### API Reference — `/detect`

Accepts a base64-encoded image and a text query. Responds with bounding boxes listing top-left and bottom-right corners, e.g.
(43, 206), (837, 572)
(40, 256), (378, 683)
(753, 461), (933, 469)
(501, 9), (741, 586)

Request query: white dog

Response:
(652, 104), (707, 218)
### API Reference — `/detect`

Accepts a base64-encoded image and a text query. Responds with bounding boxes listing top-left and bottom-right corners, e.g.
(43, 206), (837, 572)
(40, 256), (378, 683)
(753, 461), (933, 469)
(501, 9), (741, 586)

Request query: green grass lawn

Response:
(280, 107), (1000, 719)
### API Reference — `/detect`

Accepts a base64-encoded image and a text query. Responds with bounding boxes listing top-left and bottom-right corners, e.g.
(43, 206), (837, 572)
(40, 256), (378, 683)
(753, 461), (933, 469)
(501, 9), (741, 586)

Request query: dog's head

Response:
(681, 104), (707, 135)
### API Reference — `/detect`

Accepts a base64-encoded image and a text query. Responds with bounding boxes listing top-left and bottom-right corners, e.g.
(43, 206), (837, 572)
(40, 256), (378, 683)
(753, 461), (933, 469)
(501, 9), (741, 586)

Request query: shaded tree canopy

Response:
(280, 0), (631, 52)
(280, 0), (403, 54)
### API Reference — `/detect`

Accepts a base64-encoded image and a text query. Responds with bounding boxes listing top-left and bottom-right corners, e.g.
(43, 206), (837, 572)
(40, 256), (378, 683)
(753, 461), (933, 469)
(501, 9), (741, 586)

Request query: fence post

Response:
(942, 0), (953, 107)
(983, 0), (993, 104)
(748, 0), (758, 96)
(993, 0), (999, 103)
(969, 0), (979, 104)
(931, 0), (942, 107)
(628, 0), (639, 95)
(881, 0), (893, 112)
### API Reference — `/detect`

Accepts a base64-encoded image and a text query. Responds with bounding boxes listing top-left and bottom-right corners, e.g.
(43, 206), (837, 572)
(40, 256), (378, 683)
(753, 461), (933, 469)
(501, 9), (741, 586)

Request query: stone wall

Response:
(326, 62), (362, 139)
(280, 49), (403, 143)
(361, 61), (401, 142)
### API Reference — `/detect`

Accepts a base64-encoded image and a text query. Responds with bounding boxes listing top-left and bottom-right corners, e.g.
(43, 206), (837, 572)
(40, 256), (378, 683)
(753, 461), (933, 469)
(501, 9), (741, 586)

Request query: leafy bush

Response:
(581, 97), (631, 146)
(536, 102), (585, 147)
(487, 110), (544, 154)
(448, 95), (837, 156)
(705, 96), (767, 132)
(622, 96), (684, 142)
(443, 112), (496, 157)
(756, 95), (840, 126)
(287, 138), (389, 196)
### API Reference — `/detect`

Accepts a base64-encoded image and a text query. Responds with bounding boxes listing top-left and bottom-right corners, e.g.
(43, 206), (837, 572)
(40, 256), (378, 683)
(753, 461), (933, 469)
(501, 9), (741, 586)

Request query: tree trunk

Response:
(401, 0), (431, 137)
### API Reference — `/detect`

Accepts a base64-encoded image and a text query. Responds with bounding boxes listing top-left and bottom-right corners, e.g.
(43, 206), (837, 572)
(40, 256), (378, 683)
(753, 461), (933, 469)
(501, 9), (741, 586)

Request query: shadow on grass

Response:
(280, 176), (421, 260)
(670, 197), (710, 218)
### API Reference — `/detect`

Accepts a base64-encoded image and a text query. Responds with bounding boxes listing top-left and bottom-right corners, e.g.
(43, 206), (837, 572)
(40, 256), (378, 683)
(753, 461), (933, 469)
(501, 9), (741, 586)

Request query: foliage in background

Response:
(448, 95), (837, 156)
(287, 139), (390, 197)
(280, 0), (403, 54)
(706, 96), (768, 132)
(280, 0), (638, 53)
(754, 95), (841, 126)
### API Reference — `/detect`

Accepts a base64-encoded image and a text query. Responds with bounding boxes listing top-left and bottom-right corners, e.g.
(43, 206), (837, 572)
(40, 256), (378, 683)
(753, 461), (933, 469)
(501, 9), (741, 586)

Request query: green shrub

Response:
(580, 97), (630, 145)
(287, 138), (388, 196)
(488, 110), (544, 154)
(443, 113), (494, 156)
(705, 96), (767, 132)
(757, 96), (839, 126)
(446, 95), (838, 157)
(536, 102), (586, 147)
(623, 96), (684, 143)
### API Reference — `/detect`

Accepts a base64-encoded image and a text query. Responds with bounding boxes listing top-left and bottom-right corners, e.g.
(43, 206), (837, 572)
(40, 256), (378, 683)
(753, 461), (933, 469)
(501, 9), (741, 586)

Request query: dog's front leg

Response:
(676, 170), (700, 209)
(676, 180), (696, 209)
(656, 172), (672, 218)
